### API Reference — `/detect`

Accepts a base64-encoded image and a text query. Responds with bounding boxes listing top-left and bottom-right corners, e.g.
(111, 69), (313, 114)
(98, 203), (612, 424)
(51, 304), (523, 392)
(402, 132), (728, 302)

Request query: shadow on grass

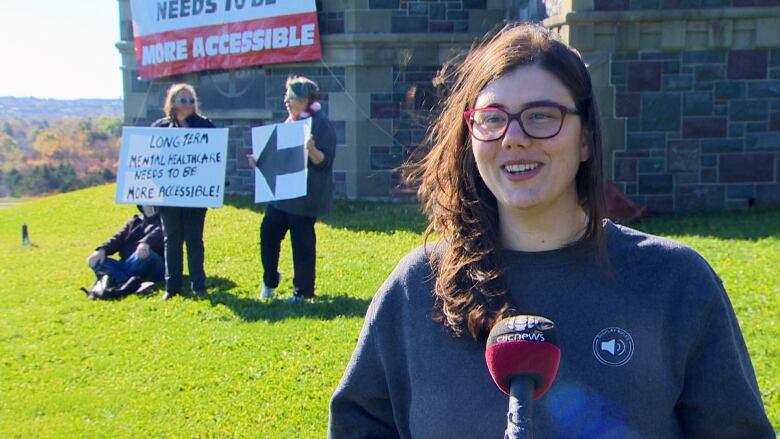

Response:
(222, 193), (427, 235)
(205, 289), (371, 322)
(630, 207), (780, 241)
(157, 275), (372, 322)
(126, 276), (238, 302)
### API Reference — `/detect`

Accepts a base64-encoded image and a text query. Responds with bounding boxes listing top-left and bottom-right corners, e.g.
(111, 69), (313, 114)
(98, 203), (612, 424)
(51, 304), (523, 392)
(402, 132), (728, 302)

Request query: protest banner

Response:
(252, 119), (310, 203)
(116, 126), (229, 208)
(130, 0), (321, 79)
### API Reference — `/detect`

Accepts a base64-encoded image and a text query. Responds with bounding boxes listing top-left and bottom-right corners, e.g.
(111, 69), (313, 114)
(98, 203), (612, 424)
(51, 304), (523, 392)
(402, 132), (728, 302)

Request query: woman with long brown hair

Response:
(329, 23), (772, 437)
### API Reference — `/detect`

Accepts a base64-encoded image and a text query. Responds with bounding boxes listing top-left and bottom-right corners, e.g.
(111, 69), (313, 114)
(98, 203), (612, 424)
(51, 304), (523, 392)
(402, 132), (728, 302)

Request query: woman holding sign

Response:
(328, 24), (773, 437)
(152, 83), (215, 300)
(247, 76), (337, 303)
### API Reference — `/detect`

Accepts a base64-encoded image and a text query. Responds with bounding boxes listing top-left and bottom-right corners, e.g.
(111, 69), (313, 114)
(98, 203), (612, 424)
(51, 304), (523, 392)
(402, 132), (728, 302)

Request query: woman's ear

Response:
(579, 128), (590, 162)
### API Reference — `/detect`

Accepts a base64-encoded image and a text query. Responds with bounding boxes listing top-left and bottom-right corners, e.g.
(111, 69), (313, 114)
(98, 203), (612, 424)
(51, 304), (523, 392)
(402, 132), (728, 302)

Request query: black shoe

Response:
(102, 276), (143, 299)
(83, 275), (111, 300)
(194, 289), (207, 299)
(120, 276), (143, 294)
(162, 291), (177, 301)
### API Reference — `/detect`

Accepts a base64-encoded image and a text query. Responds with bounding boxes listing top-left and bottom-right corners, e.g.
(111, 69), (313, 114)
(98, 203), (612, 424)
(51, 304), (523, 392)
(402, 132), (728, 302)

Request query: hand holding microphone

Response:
(485, 315), (561, 439)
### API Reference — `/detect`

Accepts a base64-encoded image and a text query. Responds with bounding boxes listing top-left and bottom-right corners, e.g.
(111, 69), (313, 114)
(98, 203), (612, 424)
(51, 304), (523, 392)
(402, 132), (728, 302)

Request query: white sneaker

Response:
(260, 273), (280, 300)
(260, 284), (275, 300)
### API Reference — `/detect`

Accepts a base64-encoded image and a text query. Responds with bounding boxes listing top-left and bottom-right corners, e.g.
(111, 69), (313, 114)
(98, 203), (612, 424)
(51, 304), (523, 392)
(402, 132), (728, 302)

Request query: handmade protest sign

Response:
(252, 119), (310, 203)
(116, 127), (229, 208)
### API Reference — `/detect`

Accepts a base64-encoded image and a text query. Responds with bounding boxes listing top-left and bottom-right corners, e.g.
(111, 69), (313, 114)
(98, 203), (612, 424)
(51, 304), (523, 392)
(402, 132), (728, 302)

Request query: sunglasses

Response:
(175, 97), (196, 105)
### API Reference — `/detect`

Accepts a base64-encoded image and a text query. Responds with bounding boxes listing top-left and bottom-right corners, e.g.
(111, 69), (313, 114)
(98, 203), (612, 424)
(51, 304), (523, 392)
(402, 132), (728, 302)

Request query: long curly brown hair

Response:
(407, 23), (607, 343)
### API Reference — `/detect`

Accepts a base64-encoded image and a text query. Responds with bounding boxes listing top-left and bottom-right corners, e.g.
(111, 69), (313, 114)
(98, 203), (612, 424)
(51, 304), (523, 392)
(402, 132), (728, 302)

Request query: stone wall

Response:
(611, 48), (780, 211)
(549, 5), (780, 212)
(594, 0), (780, 11)
(369, 0), (486, 33)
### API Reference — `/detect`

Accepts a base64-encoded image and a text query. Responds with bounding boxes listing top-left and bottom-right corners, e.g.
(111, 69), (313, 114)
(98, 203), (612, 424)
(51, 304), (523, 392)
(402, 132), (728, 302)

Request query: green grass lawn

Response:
(0, 184), (777, 437)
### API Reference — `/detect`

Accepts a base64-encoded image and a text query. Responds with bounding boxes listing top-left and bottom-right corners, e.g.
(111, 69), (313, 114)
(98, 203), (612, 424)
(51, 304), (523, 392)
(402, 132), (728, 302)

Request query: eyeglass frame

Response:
(463, 102), (580, 141)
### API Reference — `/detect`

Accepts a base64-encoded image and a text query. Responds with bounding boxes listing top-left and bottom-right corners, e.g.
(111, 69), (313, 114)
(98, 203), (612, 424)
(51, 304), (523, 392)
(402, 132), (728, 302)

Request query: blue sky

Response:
(0, 0), (122, 100)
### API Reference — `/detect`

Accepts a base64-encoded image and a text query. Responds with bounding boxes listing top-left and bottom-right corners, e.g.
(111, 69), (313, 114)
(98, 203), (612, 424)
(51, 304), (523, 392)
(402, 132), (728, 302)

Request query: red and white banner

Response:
(130, 0), (322, 79)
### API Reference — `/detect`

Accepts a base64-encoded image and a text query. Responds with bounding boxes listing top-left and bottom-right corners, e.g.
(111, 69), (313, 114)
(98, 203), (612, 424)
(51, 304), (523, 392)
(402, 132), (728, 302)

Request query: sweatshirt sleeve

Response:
(328, 297), (400, 439)
(310, 116), (337, 170)
(675, 276), (775, 438)
(96, 217), (134, 256)
(139, 219), (164, 255)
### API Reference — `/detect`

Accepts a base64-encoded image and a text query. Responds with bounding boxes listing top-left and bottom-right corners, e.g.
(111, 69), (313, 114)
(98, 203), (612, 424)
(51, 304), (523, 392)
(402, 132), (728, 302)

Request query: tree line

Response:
(0, 118), (121, 197)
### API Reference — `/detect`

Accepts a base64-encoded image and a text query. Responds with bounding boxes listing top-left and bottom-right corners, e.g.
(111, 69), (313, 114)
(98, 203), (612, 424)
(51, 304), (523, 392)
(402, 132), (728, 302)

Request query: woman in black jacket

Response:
(247, 76), (337, 303)
(151, 83), (215, 300)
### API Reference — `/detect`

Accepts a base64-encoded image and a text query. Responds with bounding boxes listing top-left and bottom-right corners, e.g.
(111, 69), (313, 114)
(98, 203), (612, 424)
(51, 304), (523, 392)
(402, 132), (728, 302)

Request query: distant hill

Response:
(0, 97), (123, 122)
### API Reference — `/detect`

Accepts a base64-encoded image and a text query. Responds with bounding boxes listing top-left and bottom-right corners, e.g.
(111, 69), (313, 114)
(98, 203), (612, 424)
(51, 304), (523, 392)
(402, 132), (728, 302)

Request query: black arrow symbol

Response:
(255, 127), (305, 196)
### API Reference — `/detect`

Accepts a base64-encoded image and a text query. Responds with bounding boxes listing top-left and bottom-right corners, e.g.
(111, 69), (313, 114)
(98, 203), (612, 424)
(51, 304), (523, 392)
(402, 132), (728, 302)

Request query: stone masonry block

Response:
(756, 18), (780, 48)
(638, 174), (673, 194)
(720, 153), (775, 182)
(675, 185), (725, 212)
(683, 117), (727, 138)
(728, 49), (768, 80)
(661, 21), (686, 50)
(642, 93), (681, 130)
(683, 93), (713, 116)
(628, 62), (662, 91)
(729, 100), (769, 122)
(746, 133), (780, 151)
(346, 10), (391, 33)
(747, 81), (780, 98)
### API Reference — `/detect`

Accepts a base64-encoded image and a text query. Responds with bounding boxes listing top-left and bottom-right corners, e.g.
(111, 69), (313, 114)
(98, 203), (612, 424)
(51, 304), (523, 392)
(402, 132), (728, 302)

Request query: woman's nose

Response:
(501, 119), (531, 149)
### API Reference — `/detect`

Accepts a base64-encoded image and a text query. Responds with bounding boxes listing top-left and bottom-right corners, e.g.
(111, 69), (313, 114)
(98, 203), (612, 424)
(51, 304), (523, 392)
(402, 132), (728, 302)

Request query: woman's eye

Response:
(476, 113), (506, 124)
(528, 112), (552, 121)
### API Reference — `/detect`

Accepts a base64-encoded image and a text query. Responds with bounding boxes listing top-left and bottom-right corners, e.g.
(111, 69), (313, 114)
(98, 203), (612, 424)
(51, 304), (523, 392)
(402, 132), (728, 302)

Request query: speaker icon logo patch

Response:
(593, 327), (635, 367)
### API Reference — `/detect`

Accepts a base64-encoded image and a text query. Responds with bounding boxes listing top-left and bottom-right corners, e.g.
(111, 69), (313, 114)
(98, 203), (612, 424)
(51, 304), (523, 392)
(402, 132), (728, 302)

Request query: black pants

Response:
(159, 207), (207, 294)
(261, 205), (317, 298)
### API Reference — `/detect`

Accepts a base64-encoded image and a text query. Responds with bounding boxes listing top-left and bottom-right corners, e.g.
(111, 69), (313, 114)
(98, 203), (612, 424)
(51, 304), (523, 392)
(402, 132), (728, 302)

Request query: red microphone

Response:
(485, 315), (561, 439)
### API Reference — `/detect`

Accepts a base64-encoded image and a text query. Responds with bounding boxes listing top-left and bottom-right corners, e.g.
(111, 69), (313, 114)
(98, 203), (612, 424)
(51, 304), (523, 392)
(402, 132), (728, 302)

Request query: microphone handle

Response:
(504, 376), (535, 439)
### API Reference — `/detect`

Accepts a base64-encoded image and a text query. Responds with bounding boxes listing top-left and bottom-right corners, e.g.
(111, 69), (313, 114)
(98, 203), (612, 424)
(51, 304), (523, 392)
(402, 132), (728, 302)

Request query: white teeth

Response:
(504, 163), (540, 173)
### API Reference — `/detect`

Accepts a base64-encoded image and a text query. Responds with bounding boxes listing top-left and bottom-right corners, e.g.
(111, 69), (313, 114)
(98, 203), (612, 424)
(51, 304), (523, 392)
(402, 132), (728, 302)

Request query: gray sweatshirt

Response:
(329, 220), (775, 438)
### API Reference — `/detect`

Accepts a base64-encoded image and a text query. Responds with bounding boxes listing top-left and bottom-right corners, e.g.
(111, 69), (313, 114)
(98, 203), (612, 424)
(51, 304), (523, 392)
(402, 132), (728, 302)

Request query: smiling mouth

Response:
(504, 163), (541, 174)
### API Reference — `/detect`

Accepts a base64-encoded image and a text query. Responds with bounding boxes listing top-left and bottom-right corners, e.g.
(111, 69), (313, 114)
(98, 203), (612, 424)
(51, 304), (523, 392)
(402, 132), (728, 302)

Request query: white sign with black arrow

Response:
(251, 119), (311, 203)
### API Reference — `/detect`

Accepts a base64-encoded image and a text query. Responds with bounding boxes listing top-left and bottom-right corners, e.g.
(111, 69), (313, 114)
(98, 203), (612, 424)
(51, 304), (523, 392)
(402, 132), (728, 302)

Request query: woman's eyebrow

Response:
(479, 102), (508, 109)
(476, 99), (566, 109)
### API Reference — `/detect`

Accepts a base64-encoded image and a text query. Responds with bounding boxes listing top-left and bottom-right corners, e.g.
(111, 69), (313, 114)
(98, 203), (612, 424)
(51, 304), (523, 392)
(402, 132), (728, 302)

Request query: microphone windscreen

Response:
(485, 315), (561, 399)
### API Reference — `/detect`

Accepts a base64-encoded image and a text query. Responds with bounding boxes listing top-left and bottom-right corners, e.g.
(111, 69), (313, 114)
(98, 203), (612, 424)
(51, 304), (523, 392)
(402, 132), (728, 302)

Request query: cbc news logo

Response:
(593, 327), (635, 367)
(504, 316), (554, 332)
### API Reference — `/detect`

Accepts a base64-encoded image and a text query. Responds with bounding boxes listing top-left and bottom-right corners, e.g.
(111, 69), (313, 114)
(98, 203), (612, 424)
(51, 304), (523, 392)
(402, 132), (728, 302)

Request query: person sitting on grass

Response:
(84, 205), (164, 300)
